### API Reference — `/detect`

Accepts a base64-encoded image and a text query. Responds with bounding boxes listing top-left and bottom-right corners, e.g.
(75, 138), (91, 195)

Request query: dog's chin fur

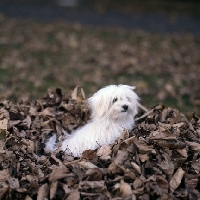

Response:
(46, 84), (139, 157)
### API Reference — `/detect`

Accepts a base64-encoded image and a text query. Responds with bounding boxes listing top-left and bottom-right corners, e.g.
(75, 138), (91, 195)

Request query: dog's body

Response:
(46, 85), (139, 157)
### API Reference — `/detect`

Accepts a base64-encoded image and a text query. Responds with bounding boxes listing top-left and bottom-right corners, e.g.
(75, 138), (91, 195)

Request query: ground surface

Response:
(0, 16), (200, 116)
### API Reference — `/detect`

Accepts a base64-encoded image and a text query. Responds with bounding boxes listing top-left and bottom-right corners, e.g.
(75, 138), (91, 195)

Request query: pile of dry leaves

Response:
(0, 87), (200, 200)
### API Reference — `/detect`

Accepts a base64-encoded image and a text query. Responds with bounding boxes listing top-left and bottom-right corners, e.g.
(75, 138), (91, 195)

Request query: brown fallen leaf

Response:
(66, 189), (80, 200)
(0, 118), (8, 130)
(84, 168), (103, 181)
(37, 183), (49, 200)
(29, 105), (37, 117)
(25, 195), (33, 200)
(0, 169), (9, 182)
(0, 183), (9, 200)
(133, 138), (156, 153)
(78, 161), (98, 169)
(157, 140), (186, 149)
(191, 160), (200, 174)
(50, 181), (58, 200)
(9, 177), (19, 189)
(78, 180), (106, 193)
(114, 179), (132, 197)
(169, 168), (185, 193)
(138, 153), (149, 162)
(131, 162), (141, 174)
(114, 150), (128, 165)
(108, 161), (136, 180)
(133, 177), (144, 190)
(26, 174), (38, 183)
(71, 85), (86, 102)
(186, 141), (200, 151)
(49, 167), (69, 183)
(96, 144), (111, 157)
(17, 116), (30, 130)
(157, 153), (174, 176)
(40, 107), (55, 118)
(176, 148), (188, 158)
(149, 129), (177, 141)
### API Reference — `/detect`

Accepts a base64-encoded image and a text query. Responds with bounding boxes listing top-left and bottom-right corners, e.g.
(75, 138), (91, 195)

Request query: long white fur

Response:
(45, 85), (139, 157)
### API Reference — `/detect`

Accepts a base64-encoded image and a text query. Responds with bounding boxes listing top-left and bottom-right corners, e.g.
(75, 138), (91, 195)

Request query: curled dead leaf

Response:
(71, 85), (85, 102)
(191, 159), (200, 174)
(26, 175), (38, 183)
(0, 108), (9, 120)
(131, 162), (141, 174)
(172, 122), (185, 128)
(114, 150), (128, 165)
(96, 145), (111, 157)
(49, 167), (69, 183)
(37, 183), (49, 200)
(0, 183), (9, 199)
(181, 130), (199, 142)
(25, 195), (33, 200)
(176, 148), (188, 158)
(16, 188), (27, 193)
(119, 180), (133, 197)
(169, 168), (185, 193)
(186, 141), (200, 151)
(0, 119), (8, 130)
(108, 161), (136, 180)
(84, 168), (103, 181)
(40, 107), (55, 117)
(29, 106), (37, 116)
(78, 180), (106, 193)
(78, 161), (98, 169)
(124, 136), (136, 145)
(157, 140), (186, 149)
(138, 153), (149, 162)
(149, 129), (177, 141)
(66, 189), (80, 200)
(50, 181), (58, 200)
(113, 179), (132, 197)
(133, 177), (143, 190)
(0, 169), (9, 182)
(196, 129), (200, 137)
(9, 177), (19, 189)
(157, 153), (174, 176)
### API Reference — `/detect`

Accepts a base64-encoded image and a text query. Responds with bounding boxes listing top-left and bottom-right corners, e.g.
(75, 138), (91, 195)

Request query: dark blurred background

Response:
(0, 0), (200, 33)
(0, 0), (200, 116)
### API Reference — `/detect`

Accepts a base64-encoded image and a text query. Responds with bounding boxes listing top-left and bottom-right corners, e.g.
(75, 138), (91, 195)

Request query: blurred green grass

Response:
(0, 16), (200, 116)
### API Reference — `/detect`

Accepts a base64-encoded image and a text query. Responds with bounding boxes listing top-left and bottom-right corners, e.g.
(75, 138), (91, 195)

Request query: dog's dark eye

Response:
(113, 98), (118, 103)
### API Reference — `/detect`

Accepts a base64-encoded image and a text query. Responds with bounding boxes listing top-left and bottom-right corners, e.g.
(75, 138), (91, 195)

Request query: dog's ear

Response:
(87, 92), (108, 119)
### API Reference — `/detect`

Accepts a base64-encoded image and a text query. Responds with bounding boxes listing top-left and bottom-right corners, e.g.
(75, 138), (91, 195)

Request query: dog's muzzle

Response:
(122, 105), (128, 112)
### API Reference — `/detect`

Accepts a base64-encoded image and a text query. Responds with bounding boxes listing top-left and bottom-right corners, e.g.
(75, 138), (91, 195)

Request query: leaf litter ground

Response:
(0, 16), (200, 116)
(0, 87), (200, 200)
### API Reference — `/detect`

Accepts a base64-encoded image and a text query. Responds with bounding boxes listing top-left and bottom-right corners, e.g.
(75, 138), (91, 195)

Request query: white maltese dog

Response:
(46, 85), (139, 157)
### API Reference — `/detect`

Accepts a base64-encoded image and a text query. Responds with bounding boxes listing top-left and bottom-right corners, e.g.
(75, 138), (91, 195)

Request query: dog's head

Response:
(88, 85), (139, 120)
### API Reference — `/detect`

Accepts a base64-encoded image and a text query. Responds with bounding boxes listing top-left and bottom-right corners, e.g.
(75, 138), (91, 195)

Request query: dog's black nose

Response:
(122, 105), (128, 111)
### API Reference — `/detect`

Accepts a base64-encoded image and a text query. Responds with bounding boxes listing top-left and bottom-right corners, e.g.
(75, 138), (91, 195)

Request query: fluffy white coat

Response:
(46, 85), (139, 157)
